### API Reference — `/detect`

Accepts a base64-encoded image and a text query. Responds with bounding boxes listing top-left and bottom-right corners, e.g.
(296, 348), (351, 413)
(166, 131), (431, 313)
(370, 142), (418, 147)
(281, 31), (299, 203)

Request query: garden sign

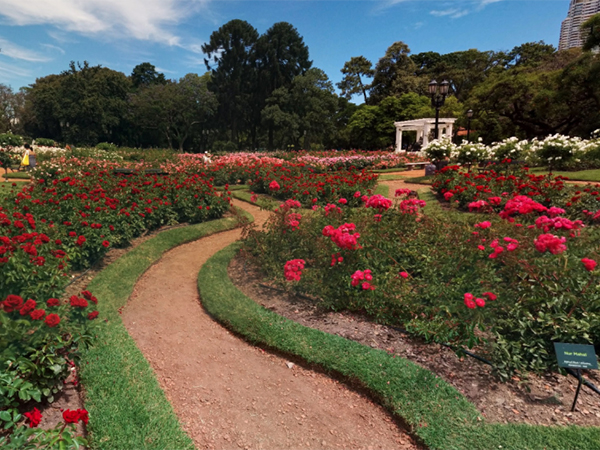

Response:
(553, 342), (598, 411)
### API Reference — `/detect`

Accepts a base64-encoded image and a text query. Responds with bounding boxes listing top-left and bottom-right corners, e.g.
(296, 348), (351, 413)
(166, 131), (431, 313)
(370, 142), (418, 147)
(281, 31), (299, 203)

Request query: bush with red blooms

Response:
(0, 290), (100, 431)
(0, 407), (88, 449)
(248, 161), (378, 207)
(432, 165), (600, 224)
(245, 185), (600, 379)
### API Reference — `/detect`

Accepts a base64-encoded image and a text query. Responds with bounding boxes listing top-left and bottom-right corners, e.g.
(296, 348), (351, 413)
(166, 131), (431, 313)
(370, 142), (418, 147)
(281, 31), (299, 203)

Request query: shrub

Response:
(243, 188), (600, 378)
(0, 134), (23, 147)
(34, 138), (56, 147)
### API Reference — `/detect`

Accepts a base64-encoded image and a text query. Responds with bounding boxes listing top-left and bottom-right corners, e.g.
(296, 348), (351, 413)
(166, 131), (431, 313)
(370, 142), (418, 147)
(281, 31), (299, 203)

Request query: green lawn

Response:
(2, 171), (31, 180)
(529, 167), (600, 182)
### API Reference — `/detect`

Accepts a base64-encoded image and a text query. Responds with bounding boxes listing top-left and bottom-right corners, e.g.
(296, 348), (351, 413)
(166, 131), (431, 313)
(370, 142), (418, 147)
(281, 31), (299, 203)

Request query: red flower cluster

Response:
(398, 198), (426, 215)
(330, 252), (343, 267)
(365, 194), (392, 212)
(534, 215), (583, 233)
(534, 234), (567, 254)
(464, 292), (496, 309)
(285, 213), (302, 231)
(24, 407), (43, 428)
(322, 223), (361, 250)
(269, 180), (281, 191)
(499, 195), (547, 219)
(284, 259), (305, 281)
(350, 269), (375, 290)
(582, 258), (597, 272)
(62, 408), (89, 425)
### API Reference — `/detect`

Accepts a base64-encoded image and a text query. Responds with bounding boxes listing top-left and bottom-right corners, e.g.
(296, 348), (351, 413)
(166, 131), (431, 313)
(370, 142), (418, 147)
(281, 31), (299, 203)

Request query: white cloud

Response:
(376, 0), (504, 16)
(0, 0), (209, 46)
(0, 37), (50, 61)
(40, 43), (66, 54)
(430, 7), (470, 18)
(0, 61), (32, 79)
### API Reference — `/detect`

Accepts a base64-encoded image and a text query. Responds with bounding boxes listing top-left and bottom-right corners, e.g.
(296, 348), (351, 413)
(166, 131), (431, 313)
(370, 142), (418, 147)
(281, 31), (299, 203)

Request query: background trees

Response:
(11, 18), (600, 150)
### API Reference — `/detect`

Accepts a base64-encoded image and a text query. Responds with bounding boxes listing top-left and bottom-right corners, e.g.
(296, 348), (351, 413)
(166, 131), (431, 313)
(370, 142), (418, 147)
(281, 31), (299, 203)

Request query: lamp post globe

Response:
(429, 79), (450, 140)
(466, 109), (473, 142)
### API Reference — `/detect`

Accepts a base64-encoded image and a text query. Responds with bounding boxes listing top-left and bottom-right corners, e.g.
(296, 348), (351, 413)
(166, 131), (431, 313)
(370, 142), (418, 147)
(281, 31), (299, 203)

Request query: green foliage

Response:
(582, 13), (600, 52)
(0, 133), (23, 147)
(0, 421), (87, 450)
(337, 56), (374, 104)
(130, 62), (167, 89)
(95, 142), (117, 151)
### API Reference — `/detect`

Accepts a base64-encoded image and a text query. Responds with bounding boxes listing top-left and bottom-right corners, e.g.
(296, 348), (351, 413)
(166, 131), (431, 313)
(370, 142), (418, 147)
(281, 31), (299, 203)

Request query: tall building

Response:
(559, 0), (600, 50)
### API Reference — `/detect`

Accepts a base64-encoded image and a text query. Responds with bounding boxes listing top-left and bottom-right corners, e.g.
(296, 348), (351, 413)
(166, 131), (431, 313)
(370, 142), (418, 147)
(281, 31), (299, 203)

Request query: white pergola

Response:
(394, 118), (457, 153)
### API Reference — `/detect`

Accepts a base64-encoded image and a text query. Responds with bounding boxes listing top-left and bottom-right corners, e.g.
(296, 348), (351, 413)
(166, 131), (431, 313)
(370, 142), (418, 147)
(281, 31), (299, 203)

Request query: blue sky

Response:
(0, 0), (568, 97)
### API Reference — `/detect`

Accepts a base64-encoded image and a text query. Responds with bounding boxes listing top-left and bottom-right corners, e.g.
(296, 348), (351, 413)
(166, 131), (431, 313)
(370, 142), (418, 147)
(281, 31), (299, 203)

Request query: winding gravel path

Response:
(121, 199), (418, 450)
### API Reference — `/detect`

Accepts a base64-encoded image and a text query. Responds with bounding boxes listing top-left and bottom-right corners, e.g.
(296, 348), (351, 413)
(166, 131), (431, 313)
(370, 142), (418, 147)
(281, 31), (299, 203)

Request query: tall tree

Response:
(337, 56), (374, 104)
(370, 42), (419, 103)
(506, 41), (555, 68)
(130, 73), (217, 151)
(131, 62), (167, 89)
(202, 19), (259, 148)
(256, 22), (312, 149)
(262, 68), (337, 150)
(582, 13), (600, 51)
(0, 84), (25, 134)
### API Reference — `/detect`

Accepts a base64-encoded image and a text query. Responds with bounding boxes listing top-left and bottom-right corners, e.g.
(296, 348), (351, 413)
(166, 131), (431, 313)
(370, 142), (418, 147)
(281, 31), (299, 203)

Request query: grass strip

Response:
(372, 167), (407, 174)
(2, 171), (31, 180)
(199, 243), (600, 450)
(80, 210), (250, 450)
(215, 184), (249, 191)
(373, 183), (389, 197)
(529, 167), (600, 182)
(231, 190), (278, 210)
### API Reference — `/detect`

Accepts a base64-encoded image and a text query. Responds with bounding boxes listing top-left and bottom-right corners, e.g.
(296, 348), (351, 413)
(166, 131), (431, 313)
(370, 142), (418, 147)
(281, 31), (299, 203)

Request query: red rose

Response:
(47, 298), (60, 307)
(3, 294), (24, 313)
(102, 240), (110, 248)
(30, 309), (46, 320)
(62, 409), (80, 423)
(81, 290), (93, 300)
(77, 409), (89, 425)
(20, 299), (37, 315)
(24, 407), (42, 428)
(45, 313), (60, 328)
(88, 311), (99, 320)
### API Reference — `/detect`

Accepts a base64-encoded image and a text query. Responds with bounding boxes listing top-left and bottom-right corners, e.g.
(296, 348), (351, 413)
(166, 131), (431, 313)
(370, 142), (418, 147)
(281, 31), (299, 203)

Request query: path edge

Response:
(79, 207), (252, 450)
(198, 243), (600, 450)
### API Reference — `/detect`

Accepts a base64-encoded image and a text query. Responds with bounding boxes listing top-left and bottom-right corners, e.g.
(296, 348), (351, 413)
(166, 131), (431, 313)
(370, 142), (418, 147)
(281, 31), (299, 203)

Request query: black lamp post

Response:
(428, 79), (450, 140)
(466, 109), (473, 142)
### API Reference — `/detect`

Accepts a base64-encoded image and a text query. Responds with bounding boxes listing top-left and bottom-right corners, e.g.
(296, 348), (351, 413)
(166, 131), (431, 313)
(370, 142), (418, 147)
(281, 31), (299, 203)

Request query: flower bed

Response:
(249, 162), (379, 207)
(243, 189), (600, 379)
(432, 165), (600, 222)
(0, 158), (230, 439)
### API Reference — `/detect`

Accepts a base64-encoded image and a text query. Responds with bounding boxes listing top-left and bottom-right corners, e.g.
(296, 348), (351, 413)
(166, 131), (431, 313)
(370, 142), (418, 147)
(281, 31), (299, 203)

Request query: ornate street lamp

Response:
(429, 79), (450, 140)
(466, 109), (474, 142)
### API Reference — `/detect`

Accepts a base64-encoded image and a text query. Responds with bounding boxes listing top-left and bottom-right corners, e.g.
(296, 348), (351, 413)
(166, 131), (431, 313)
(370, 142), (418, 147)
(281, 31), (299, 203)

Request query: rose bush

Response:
(244, 188), (600, 379)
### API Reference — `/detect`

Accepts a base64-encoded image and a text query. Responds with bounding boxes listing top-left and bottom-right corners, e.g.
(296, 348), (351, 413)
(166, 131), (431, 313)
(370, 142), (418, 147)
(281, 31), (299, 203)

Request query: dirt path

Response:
(122, 199), (418, 450)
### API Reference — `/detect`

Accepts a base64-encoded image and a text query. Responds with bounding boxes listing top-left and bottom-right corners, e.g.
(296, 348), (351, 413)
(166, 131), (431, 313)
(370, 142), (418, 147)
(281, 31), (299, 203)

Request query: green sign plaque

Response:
(554, 343), (598, 370)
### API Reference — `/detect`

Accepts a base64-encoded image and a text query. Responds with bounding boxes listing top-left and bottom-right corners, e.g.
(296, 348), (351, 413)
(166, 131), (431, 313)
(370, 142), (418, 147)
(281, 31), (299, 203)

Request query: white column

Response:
(423, 123), (430, 146)
(395, 127), (403, 152)
(447, 123), (453, 138)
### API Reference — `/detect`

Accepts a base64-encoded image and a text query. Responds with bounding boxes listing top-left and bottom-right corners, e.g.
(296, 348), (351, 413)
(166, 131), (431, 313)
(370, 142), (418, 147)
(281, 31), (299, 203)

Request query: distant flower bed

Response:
(432, 165), (600, 222)
(423, 134), (600, 169)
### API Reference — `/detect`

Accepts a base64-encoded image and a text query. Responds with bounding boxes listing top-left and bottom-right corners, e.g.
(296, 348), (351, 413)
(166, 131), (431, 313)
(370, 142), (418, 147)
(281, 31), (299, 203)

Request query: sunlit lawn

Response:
(529, 167), (600, 182)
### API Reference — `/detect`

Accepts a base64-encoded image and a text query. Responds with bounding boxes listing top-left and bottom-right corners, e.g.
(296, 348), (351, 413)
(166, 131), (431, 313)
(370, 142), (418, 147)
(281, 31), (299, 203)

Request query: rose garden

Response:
(0, 132), (600, 449)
